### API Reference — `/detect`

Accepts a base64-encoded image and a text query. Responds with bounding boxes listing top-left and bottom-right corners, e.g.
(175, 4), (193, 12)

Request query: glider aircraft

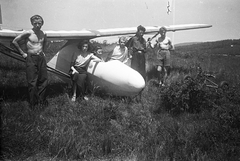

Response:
(0, 17), (212, 96)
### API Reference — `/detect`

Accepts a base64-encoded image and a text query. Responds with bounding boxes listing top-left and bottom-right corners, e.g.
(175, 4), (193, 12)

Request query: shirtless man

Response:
(156, 27), (173, 86)
(12, 15), (48, 108)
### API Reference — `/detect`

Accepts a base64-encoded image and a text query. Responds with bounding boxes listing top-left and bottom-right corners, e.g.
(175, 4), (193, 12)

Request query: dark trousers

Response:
(131, 52), (146, 80)
(26, 53), (48, 106)
(71, 66), (87, 96)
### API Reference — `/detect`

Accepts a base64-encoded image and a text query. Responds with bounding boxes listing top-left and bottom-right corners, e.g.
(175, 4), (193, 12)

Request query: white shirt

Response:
(109, 45), (129, 63)
(74, 52), (93, 68)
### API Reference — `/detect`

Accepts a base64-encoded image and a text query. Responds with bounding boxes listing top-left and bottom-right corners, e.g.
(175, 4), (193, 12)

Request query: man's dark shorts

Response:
(156, 49), (170, 67)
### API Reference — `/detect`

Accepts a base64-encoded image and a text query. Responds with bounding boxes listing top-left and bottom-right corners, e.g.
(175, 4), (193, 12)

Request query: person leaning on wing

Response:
(12, 14), (48, 109)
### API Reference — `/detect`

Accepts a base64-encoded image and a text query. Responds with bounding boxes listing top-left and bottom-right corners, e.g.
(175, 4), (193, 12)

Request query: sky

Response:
(0, 0), (240, 44)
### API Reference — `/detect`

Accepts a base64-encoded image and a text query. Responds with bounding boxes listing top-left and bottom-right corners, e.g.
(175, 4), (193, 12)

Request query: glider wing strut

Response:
(0, 42), (70, 79)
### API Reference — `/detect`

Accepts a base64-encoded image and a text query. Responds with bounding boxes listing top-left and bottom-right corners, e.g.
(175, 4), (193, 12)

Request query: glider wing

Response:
(0, 24), (212, 41)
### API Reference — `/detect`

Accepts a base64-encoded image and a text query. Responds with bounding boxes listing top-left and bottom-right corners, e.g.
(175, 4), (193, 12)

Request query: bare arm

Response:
(70, 53), (78, 74)
(91, 54), (103, 62)
(168, 38), (173, 50)
(12, 31), (30, 58)
(42, 33), (48, 53)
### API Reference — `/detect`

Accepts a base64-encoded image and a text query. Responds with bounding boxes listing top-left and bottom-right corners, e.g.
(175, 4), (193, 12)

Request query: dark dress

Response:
(127, 35), (147, 80)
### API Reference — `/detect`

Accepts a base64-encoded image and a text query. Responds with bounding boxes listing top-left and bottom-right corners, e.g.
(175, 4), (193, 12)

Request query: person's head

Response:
(118, 36), (127, 48)
(159, 27), (167, 36)
(95, 46), (103, 55)
(137, 25), (146, 37)
(79, 40), (90, 52)
(30, 15), (44, 30)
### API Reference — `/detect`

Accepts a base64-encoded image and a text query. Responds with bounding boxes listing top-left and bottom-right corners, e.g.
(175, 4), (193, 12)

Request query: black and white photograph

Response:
(0, 0), (239, 160)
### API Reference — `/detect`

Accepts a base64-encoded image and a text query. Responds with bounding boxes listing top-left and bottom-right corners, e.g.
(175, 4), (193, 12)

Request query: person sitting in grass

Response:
(70, 40), (102, 102)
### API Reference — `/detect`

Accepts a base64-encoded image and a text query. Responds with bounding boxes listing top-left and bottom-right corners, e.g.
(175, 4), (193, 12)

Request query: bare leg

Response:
(162, 67), (167, 85)
(163, 66), (170, 86)
(72, 82), (77, 102)
(71, 72), (87, 101)
(157, 65), (164, 86)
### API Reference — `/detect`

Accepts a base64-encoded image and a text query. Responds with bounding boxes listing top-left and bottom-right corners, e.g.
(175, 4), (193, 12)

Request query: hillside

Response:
(175, 39), (240, 56)
(174, 42), (201, 47)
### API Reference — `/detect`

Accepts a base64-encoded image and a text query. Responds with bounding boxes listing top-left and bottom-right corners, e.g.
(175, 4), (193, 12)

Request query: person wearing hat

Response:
(126, 25), (147, 80)
(155, 27), (173, 86)
(12, 15), (48, 109)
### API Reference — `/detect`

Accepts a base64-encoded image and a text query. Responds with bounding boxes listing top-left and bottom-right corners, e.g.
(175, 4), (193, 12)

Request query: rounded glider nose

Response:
(127, 71), (145, 92)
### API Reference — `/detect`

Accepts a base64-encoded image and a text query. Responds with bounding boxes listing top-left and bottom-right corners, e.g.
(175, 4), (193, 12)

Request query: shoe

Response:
(159, 81), (166, 87)
(83, 96), (89, 101)
(158, 81), (163, 87)
(71, 95), (76, 102)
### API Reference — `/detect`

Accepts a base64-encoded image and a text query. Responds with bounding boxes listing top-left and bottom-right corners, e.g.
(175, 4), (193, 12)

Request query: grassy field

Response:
(1, 39), (240, 161)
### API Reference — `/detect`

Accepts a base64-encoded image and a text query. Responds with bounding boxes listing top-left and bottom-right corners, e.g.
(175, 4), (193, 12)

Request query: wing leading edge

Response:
(0, 24), (212, 41)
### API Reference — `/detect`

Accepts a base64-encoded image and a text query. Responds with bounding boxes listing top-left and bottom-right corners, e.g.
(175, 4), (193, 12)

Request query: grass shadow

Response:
(0, 86), (28, 101)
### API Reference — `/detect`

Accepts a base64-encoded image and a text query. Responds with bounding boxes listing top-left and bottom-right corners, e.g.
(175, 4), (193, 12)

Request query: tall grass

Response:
(1, 39), (240, 160)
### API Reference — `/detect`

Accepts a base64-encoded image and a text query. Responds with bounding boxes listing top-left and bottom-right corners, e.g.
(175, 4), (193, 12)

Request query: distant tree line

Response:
(175, 39), (240, 56)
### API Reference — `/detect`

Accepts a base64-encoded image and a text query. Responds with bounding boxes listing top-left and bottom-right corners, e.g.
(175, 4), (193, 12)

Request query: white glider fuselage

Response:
(47, 42), (145, 96)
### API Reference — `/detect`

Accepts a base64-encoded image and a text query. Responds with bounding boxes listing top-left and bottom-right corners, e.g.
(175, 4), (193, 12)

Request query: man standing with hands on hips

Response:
(12, 15), (48, 109)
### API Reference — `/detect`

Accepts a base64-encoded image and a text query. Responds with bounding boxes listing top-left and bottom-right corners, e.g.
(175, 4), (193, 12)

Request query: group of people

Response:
(12, 14), (173, 108)
(107, 25), (173, 87)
